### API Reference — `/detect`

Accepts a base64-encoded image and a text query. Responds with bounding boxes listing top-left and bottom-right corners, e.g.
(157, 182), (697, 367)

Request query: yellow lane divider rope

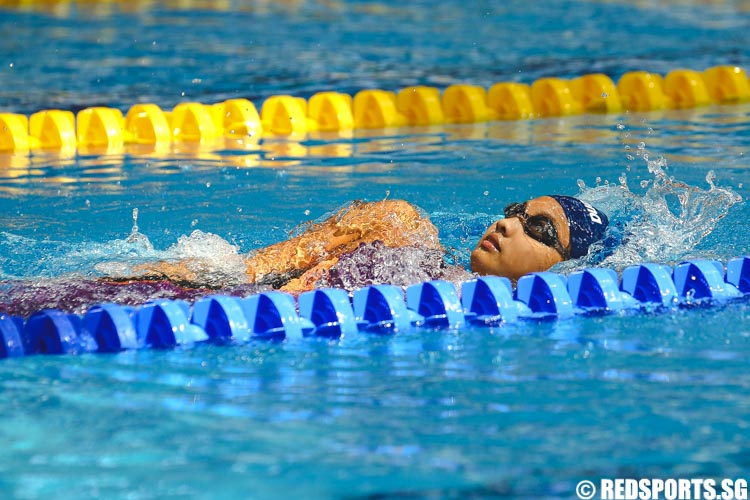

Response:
(1, 65), (748, 154)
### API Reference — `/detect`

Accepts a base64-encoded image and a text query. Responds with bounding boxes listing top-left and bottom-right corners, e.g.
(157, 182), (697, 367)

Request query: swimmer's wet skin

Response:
(132, 200), (443, 292)
(132, 196), (608, 292)
(471, 195), (609, 282)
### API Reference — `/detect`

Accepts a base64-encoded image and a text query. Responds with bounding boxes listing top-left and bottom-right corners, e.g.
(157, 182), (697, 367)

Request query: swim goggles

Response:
(504, 202), (570, 259)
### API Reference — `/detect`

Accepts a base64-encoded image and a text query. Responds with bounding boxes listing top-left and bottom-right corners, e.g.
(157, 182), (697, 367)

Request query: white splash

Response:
(168, 230), (247, 286)
(556, 142), (743, 273)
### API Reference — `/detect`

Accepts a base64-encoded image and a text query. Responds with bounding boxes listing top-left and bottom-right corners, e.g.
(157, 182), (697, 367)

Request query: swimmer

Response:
(125, 195), (608, 292)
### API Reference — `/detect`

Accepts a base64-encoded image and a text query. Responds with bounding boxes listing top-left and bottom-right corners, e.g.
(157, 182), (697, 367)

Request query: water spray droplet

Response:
(126, 208), (153, 249)
(705, 170), (717, 189)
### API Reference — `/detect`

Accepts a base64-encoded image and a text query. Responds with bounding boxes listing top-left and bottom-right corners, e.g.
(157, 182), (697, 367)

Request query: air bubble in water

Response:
(191, 219), (198, 227)
(483, 191), (489, 196)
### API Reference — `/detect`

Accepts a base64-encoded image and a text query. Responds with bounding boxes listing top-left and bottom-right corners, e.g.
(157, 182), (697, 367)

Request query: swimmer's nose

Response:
(494, 217), (522, 236)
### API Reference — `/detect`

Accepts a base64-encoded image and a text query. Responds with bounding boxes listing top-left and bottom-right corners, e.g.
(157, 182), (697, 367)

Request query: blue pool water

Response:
(1, 1), (750, 498)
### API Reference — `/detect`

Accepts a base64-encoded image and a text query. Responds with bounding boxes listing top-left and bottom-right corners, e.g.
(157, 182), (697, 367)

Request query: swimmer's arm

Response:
(111, 260), (200, 286)
(246, 199), (437, 282)
(244, 201), (409, 282)
(114, 220), (348, 285)
(113, 200), (432, 287)
(244, 230), (355, 281)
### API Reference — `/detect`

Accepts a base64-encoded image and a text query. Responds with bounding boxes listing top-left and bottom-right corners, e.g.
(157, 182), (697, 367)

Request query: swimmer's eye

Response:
(525, 214), (560, 247)
(503, 202), (569, 259)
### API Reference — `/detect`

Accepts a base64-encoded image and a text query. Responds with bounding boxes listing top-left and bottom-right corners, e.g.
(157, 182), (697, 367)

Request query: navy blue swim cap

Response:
(549, 195), (609, 259)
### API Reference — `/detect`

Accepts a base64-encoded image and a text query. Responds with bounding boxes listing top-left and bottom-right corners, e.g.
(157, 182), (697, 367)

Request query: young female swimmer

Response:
(130, 196), (608, 292)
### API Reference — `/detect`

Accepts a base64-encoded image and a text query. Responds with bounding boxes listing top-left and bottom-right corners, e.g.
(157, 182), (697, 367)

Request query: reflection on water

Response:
(0, 125), (502, 194)
(3, 104), (747, 196)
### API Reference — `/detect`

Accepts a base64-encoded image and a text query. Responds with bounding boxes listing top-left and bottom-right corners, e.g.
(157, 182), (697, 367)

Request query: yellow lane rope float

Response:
(1, 65), (748, 154)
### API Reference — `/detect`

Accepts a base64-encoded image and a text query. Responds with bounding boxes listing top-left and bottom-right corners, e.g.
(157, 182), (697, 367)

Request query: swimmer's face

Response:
(470, 196), (571, 282)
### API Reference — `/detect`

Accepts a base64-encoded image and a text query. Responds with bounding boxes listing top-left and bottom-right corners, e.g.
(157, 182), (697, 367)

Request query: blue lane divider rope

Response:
(1, 257), (750, 359)
(83, 303), (138, 352)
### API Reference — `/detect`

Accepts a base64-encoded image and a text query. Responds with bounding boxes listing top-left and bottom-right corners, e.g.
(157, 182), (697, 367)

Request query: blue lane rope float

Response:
(2, 256), (750, 359)
(1, 65), (749, 155)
